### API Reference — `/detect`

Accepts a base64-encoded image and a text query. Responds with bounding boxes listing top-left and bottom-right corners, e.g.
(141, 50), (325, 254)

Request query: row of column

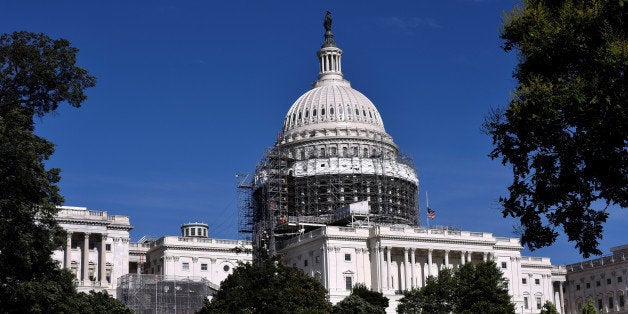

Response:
(375, 245), (491, 291)
(320, 52), (341, 73)
(63, 232), (108, 284)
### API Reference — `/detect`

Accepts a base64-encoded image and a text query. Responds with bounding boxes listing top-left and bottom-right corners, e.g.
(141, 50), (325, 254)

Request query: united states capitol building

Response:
(51, 14), (627, 314)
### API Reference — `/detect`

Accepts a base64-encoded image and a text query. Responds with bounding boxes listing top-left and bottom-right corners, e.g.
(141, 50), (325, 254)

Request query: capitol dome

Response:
(282, 82), (386, 134)
(248, 13), (419, 252)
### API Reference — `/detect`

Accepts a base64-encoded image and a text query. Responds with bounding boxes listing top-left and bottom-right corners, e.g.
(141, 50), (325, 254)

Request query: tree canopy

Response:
(332, 283), (388, 314)
(397, 261), (515, 314)
(199, 252), (332, 314)
(540, 301), (560, 314)
(0, 31), (96, 311)
(484, 0), (627, 257)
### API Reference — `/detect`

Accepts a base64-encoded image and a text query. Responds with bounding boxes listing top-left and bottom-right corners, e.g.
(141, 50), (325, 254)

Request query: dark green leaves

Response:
(485, 0), (627, 257)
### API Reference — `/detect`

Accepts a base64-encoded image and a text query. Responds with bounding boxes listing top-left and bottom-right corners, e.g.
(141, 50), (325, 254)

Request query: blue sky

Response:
(2, 0), (625, 265)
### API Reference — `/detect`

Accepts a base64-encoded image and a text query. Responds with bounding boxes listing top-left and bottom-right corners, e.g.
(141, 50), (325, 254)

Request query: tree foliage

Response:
(540, 301), (560, 314)
(332, 295), (383, 314)
(199, 252), (332, 314)
(484, 0), (627, 257)
(332, 283), (388, 314)
(397, 261), (515, 314)
(581, 300), (598, 314)
(0, 31), (96, 311)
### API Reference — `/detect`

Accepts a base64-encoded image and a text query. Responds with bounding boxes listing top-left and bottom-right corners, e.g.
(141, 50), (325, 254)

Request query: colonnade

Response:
(63, 232), (108, 285)
(374, 245), (493, 292)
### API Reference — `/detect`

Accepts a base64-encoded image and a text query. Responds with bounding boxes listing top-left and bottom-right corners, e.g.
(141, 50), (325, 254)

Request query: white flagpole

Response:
(426, 191), (429, 228)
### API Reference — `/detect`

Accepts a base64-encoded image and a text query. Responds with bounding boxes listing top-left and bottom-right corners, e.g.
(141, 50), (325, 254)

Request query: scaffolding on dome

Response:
(116, 274), (217, 314)
(238, 140), (419, 255)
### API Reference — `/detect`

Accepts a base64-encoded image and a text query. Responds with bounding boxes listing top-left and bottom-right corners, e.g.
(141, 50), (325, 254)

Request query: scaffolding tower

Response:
(117, 274), (217, 314)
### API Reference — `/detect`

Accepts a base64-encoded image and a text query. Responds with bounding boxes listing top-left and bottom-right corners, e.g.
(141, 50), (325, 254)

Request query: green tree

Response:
(581, 300), (598, 314)
(484, 0), (627, 257)
(397, 267), (456, 314)
(540, 301), (560, 314)
(454, 262), (514, 314)
(0, 31), (95, 311)
(73, 291), (132, 314)
(397, 262), (514, 314)
(332, 295), (382, 314)
(198, 252), (332, 314)
(351, 283), (389, 311)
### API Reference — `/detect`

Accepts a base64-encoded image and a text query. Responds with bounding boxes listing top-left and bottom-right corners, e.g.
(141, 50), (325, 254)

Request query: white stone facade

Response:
(52, 206), (132, 295)
(564, 245), (628, 313)
(278, 224), (566, 314)
(139, 235), (252, 288)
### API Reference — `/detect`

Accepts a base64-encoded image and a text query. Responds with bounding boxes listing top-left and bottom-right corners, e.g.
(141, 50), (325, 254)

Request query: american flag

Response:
(427, 208), (436, 219)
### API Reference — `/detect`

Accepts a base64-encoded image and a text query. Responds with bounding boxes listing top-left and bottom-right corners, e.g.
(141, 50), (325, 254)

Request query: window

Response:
(607, 278), (612, 284)
(305, 110), (309, 117)
(586, 282), (591, 289)
(315, 256), (320, 264)
(321, 108), (325, 115)
(345, 277), (352, 290)
(331, 147), (337, 156)
(596, 281), (601, 287)
(598, 299), (603, 310)
(182, 262), (189, 271)
(501, 262), (507, 269)
(304, 259), (308, 267)
(620, 294), (625, 307)
(223, 265), (230, 272)
(353, 147), (358, 156)
(619, 276), (623, 283)
(191, 228), (196, 236)
(342, 147), (348, 157)
(201, 263), (208, 271)
(609, 297), (614, 309)
(344, 254), (351, 261)
(313, 109), (317, 116)
(535, 278), (540, 285)
(536, 297), (542, 310)
(363, 148), (368, 157)
(105, 244), (111, 251)
(576, 284), (581, 291)
(524, 297), (529, 309)
(330, 107), (334, 115)
(355, 108), (359, 115)
(522, 278), (527, 284)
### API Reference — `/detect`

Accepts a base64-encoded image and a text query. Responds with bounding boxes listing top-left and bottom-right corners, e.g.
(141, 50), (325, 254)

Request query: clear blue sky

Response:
(2, 0), (625, 265)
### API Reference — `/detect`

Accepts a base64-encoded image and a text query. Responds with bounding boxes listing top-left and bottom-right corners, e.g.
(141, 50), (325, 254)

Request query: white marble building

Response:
(279, 224), (566, 313)
(52, 206), (132, 294)
(136, 222), (253, 287)
(563, 245), (628, 313)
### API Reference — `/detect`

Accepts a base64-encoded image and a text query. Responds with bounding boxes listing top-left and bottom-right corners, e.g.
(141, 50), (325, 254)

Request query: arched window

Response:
(369, 111), (372, 118)
(298, 112), (302, 119)
(355, 108), (360, 115)
(330, 107), (334, 115)
(342, 147), (348, 157)
(313, 109), (317, 116)
(305, 110), (309, 118)
(353, 147), (358, 156)
(363, 148), (368, 157)
(331, 147), (337, 156)
(321, 108), (325, 115)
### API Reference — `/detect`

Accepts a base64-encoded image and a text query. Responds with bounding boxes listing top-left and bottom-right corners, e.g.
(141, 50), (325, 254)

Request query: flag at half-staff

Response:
(427, 208), (436, 219)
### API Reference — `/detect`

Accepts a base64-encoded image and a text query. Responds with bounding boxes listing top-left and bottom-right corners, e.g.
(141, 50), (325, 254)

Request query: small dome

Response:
(283, 83), (385, 135)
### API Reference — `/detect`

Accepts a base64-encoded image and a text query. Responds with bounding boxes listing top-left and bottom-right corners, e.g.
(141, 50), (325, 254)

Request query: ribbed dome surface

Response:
(283, 83), (385, 134)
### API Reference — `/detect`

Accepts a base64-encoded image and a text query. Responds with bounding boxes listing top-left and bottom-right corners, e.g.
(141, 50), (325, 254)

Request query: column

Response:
(410, 248), (416, 288)
(558, 281), (565, 313)
(82, 233), (90, 283)
(427, 249), (433, 277)
(483, 252), (488, 262)
(466, 251), (471, 263)
(444, 250), (450, 268)
(386, 247), (392, 291)
(403, 248), (410, 290)
(460, 251), (465, 266)
(99, 234), (107, 284)
(379, 245), (385, 292)
(64, 232), (72, 269)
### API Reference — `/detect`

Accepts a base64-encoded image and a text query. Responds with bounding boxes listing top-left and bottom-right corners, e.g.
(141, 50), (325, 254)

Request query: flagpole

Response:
(426, 191), (429, 228)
